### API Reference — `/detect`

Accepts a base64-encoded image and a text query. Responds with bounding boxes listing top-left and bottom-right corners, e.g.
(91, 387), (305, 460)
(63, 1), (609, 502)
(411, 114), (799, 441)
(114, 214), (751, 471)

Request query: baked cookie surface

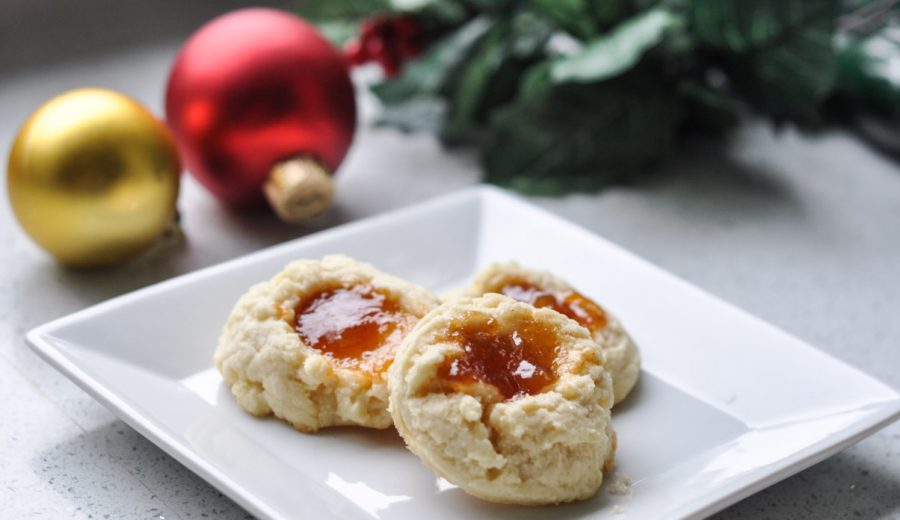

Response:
(389, 294), (616, 505)
(215, 255), (439, 431)
(446, 262), (640, 404)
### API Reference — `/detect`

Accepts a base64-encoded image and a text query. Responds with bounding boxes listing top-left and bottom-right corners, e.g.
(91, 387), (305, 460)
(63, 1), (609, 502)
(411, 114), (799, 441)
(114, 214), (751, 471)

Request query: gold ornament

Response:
(7, 88), (180, 267)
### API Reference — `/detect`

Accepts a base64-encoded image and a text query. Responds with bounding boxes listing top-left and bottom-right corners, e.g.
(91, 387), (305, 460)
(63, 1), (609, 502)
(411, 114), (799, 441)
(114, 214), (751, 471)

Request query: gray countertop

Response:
(1, 18), (899, 520)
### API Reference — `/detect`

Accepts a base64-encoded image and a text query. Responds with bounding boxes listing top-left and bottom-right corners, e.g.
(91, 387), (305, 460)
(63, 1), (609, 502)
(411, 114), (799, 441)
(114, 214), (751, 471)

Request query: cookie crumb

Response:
(608, 472), (632, 495)
(612, 505), (625, 515)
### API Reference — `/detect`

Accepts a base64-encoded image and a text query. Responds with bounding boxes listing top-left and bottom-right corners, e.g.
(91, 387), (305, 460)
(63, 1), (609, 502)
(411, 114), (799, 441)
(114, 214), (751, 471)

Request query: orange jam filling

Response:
(290, 284), (414, 376)
(438, 313), (561, 400)
(497, 280), (608, 333)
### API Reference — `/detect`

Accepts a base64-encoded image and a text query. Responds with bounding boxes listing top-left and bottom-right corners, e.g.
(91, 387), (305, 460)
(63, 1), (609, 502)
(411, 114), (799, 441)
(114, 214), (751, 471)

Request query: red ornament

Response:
(166, 8), (357, 222)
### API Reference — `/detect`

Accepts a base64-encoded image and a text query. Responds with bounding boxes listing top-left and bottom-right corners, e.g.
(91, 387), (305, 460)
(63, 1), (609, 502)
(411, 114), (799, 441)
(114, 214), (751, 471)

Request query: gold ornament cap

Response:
(263, 157), (334, 224)
(7, 88), (181, 267)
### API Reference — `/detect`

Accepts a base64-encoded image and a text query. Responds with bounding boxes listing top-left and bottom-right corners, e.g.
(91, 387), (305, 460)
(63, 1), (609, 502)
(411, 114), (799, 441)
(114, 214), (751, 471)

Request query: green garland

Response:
(304, 0), (900, 194)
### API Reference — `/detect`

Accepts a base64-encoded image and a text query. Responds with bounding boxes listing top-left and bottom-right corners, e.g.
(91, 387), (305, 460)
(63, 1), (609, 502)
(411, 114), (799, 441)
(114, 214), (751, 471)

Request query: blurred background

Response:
(0, 0), (287, 73)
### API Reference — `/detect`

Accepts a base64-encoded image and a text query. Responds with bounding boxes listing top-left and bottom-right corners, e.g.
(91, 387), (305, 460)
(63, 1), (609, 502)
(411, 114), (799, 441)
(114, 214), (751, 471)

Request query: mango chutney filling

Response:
(289, 284), (415, 377)
(437, 312), (562, 401)
(496, 280), (608, 333)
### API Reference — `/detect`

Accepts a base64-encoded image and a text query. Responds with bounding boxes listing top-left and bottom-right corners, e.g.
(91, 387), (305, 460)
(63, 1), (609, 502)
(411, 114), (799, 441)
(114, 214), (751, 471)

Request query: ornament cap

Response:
(263, 157), (335, 223)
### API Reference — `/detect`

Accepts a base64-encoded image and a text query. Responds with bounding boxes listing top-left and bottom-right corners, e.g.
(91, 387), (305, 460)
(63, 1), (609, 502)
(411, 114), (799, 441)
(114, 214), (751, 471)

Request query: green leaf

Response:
(690, 0), (831, 52)
(464, 0), (517, 11)
(482, 79), (683, 194)
(528, 0), (597, 40)
(550, 8), (678, 84)
(297, 0), (392, 21)
(315, 20), (359, 46)
(530, 0), (639, 37)
(416, 1), (470, 26)
(588, 0), (634, 30)
(689, 0), (839, 125)
(437, 9), (554, 144)
(371, 16), (493, 105)
(519, 61), (553, 100)
(389, 0), (437, 10)
(441, 22), (510, 144)
(738, 23), (836, 124)
(508, 10), (555, 59)
(389, 0), (471, 24)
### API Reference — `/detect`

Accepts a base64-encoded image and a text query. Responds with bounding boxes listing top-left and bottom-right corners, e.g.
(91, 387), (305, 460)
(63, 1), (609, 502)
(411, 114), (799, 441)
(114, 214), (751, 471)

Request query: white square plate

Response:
(27, 186), (900, 519)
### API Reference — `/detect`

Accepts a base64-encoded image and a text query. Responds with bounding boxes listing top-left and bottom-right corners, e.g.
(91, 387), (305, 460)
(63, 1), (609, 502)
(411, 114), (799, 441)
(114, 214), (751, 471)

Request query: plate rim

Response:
(25, 185), (900, 520)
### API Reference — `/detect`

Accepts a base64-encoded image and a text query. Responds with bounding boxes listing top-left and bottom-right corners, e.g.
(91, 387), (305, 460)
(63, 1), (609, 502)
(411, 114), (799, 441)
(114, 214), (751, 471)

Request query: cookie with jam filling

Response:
(447, 262), (640, 405)
(215, 255), (439, 431)
(389, 294), (616, 505)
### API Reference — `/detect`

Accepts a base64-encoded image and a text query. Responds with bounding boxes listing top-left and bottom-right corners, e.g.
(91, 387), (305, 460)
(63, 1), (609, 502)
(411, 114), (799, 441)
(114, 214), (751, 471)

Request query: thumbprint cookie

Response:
(215, 255), (439, 431)
(447, 262), (640, 404)
(389, 294), (616, 505)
